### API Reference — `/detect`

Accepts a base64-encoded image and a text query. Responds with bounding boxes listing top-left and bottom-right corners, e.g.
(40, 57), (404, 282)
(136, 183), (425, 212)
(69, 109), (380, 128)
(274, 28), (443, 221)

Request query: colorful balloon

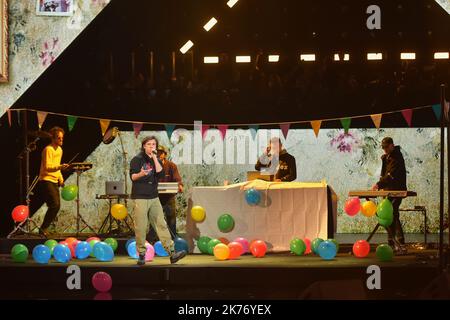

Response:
(207, 239), (222, 255)
(44, 239), (58, 254)
(89, 239), (100, 257)
(318, 240), (337, 260)
(217, 214), (235, 233)
(344, 197), (361, 216)
(353, 240), (371, 258)
(228, 242), (244, 259)
(328, 239), (340, 253)
(245, 188), (261, 205)
(104, 238), (118, 252)
(218, 237), (230, 245)
(197, 236), (211, 254)
(125, 238), (135, 250)
(311, 238), (324, 255)
(376, 244), (394, 262)
(11, 205), (29, 223)
(304, 238), (312, 254)
(290, 238), (306, 256)
(111, 204), (128, 220)
(11, 244), (28, 263)
(233, 237), (249, 254)
(174, 237), (189, 253)
(250, 240), (267, 258)
(92, 272), (112, 293)
(214, 243), (230, 260)
(32, 244), (51, 264)
(191, 206), (206, 222)
(61, 185), (78, 201)
(377, 199), (394, 220)
(75, 241), (91, 260)
(53, 244), (71, 263)
(361, 201), (377, 217)
(144, 243), (155, 261)
(93, 242), (114, 262)
(154, 241), (169, 257)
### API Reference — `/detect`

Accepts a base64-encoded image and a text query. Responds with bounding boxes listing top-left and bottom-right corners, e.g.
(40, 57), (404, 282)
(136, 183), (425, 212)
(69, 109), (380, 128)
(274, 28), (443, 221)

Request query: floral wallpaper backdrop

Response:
(0, 0), (110, 115)
(31, 128), (445, 235)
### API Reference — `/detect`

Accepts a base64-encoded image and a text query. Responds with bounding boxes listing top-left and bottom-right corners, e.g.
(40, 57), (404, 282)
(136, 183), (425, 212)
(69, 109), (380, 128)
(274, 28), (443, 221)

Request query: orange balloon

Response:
(250, 240), (267, 258)
(213, 243), (230, 261)
(65, 237), (78, 245)
(228, 242), (243, 259)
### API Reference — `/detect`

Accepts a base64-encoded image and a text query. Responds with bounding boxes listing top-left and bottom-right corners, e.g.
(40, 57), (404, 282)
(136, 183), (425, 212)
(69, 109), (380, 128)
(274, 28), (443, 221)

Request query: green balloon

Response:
(89, 240), (99, 257)
(378, 216), (393, 228)
(197, 236), (211, 254)
(44, 239), (58, 254)
(11, 244), (28, 263)
(104, 238), (118, 252)
(311, 238), (324, 254)
(377, 199), (393, 220)
(61, 185), (78, 201)
(207, 239), (221, 255)
(328, 239), (340, 253)
(290, 238), (306, 256)
(217, 214), (235, 233)
(376, 244), (394, 261)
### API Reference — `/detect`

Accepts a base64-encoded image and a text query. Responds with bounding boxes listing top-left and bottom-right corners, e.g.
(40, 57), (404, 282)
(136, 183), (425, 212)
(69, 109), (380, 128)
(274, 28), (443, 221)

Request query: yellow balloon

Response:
(361, 201), (377, 217)
(111, 204), (128, 220)
(191, 205), (206, 222)
(213, 243), (230, 261)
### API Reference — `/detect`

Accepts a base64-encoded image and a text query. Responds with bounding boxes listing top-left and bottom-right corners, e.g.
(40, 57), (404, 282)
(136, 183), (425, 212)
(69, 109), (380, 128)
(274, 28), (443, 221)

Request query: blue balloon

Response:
(127, 241), (139, 259)
(154, 241), (169, 257)
(75, 241), (91, 260)
(53, 244), (71, 263)
(245, 188), (261, 205)
(318, 240), (337, 260)
(93, 242), (114, 262)
(174, 237), (189, 253)
(32, 244), (51, 264)
(125, 238), (135, 251)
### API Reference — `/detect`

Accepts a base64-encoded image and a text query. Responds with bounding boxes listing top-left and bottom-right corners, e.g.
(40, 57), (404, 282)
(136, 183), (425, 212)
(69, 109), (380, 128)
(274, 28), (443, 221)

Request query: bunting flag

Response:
(67, 116), (78, 132)
(133, 122), (143, 138)
(249, 125), (259, 139)
(218, 125), (228, 140)
(370, 114), (383, 129)
(401, 109), (413, 127)
(310, 120), (322, 138)
(165, 124), (176, 140)
(201, 125), (210, 139)
(340, 118), (351, 134)
(432, 104), (442, 121)
(37, 111), (48, 129)
(7, 109), (12, 127)
(280, 123), (290, 140)
(100, 119), (111, 136)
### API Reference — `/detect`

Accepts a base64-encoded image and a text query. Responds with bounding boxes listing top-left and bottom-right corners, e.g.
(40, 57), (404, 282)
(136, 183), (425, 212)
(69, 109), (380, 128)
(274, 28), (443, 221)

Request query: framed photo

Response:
(0, 0), (8, 83)
(36, 0), (74, 17)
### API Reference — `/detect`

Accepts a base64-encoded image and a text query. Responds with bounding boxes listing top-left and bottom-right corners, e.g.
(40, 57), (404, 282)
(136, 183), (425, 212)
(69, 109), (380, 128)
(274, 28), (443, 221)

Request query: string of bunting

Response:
(7, 102), (449, 141)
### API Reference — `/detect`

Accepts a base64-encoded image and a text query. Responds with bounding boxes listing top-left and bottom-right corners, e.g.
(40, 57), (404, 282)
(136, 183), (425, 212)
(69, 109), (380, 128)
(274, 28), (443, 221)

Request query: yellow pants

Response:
(133, 198), (174, 256)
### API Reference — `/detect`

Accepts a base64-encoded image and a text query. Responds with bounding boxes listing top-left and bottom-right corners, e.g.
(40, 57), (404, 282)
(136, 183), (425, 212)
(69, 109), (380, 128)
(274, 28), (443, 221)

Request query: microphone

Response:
(152, 150), (157, 155)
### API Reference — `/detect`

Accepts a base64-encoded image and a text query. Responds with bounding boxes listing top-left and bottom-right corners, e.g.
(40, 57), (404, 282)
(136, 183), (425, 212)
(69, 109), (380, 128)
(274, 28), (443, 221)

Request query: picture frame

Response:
(36, 0), (74, 17)
(0, 0), (8, 83)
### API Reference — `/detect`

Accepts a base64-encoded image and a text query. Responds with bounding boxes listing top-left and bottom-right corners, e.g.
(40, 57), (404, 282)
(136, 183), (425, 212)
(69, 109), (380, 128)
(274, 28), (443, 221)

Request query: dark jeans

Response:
(386, 197), (405, 245)
(148, 196), (177, 240)
(29, 180), (61, 231)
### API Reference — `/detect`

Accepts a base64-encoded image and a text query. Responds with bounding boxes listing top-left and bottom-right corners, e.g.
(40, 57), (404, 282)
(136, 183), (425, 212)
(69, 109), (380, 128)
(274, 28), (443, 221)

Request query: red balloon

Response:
(60, 241), (76, 258)
(228, 242), (244, 259)
(353, 240), (371, 258)
(218, 237), (230, 245)
(304, 238), (312, 254)
(65, 237), (78, 246)
(11, 205), (29, 223)
(344, 197), (361, 216)
(250, 240), (267, 258)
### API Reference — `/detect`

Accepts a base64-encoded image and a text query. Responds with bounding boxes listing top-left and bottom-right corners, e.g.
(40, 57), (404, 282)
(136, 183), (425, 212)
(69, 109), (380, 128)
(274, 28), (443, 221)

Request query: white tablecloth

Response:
(185, 180), (337, 252)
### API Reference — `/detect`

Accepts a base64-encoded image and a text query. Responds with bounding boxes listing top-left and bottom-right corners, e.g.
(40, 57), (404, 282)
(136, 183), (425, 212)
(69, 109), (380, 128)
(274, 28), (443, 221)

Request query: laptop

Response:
(105, 181), (125, 195)
(246, 171), (274, 182)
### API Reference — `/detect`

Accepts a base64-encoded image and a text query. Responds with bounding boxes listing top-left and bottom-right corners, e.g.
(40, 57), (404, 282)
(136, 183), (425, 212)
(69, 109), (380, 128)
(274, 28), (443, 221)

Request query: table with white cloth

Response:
(185, 180), (337, 252)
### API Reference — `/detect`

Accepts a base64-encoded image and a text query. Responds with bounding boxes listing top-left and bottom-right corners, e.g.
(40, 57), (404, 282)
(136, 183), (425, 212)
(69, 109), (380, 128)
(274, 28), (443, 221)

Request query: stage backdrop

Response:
(31, 128), (444, 235)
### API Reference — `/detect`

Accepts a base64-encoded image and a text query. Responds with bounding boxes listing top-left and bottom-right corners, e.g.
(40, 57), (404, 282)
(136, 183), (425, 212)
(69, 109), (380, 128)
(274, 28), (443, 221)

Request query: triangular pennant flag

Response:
(432, 104), (442, 121)
(217, 125), (228, 140)
(37, 111), (48, 129)
(340, 118), (351, 134)
(280, 123), (290, 140)
(100, 119), (111, 136)
(370, 114), (383, 129)
(67, 116), (78, 132)
(401, 109), (413, 127)
(310, 120), (322, 138)
(133, 122), (143, 138)
(249, 125), (259, 140)
(7, 109), (11, 127)
(165, 124), (176, 140)
(201, 125), (210, 139)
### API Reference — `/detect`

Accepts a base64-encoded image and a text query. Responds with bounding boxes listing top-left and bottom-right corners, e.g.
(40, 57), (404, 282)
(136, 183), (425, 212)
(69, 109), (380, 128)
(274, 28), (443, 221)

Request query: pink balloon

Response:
(92, 272), (112, 293)
(233, 237), (249, 254)
(144, 243), (155, 262)
(86, 237), (101, 243)
(344, 197), (361, 216)
(303, 238), (312, 254)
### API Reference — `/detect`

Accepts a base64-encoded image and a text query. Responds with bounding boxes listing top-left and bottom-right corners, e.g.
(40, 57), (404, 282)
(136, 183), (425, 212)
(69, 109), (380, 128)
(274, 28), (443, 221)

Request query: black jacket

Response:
(377, 146), (407, 190)
(129, 152), (164, 199)
(255, 149), (297, 182)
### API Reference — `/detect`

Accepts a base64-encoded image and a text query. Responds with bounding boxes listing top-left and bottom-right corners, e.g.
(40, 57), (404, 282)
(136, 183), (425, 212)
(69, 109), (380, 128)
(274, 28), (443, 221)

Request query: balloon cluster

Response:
(344, 196), (394, 228)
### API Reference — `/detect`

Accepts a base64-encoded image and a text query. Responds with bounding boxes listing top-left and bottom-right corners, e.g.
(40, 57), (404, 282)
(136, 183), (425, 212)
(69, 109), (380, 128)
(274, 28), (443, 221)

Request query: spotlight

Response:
(434, 52), (449, 60)
(227, 0), (239, 8)
(236, 56), (251, 63)
(203, 18), (218, 32)
(400, 52), (416, 60)
(367, 53), (383, 60)
(204, 56), (219, 64)
(179, 40), (194, 54)
(300, 54), (315, 62)
(268, 55), (279, 62)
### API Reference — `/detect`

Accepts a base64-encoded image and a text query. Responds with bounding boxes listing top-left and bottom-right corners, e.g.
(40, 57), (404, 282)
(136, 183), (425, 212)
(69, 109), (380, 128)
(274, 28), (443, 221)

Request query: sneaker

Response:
(137, 254), (146, 266)
(170, 250), (187, 264)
